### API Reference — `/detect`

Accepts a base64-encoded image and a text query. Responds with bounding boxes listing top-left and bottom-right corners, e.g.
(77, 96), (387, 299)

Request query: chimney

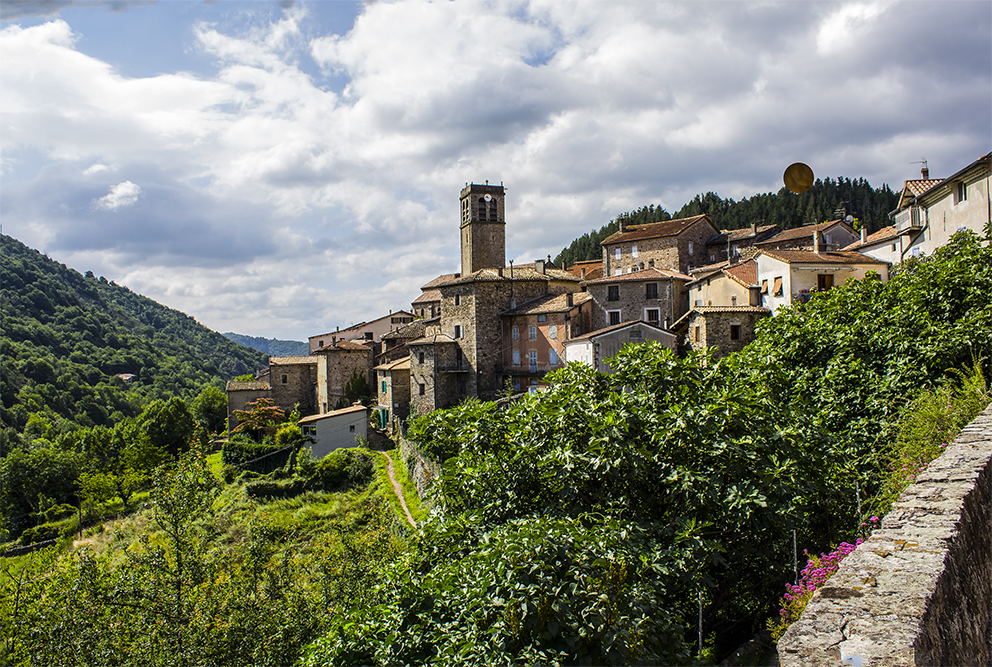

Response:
(751, 221), (757, 236)
(812, 230), (821, 255)
(535, 259), (546, 274)
(547, 254), (552, 267)
(861, 227), (867, 244)
(580, 268), (586, 279)
(332, 335), (337, 347)
(921, 166), (929, 179)
(619, 216), (627, 233)
(567, 293), (574, 307)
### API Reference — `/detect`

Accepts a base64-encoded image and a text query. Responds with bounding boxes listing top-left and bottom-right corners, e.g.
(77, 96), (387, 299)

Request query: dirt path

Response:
(373, 449), (418, 532)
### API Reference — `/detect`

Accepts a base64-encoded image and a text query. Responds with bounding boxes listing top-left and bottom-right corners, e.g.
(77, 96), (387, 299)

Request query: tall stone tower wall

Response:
(460, 183), (506, 275)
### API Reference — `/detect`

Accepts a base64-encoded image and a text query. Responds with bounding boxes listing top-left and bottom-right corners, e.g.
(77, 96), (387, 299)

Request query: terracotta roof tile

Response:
(382, 319), (433, 340)
(755, 220), (854, 246)
(269, 356), (316, 365)
(374, 356), (411, 371)
(412, 289), (441, 304)
(420, 273), (460, 289)
(312, 339), (370, 352)
(759, 249), (888, 265)
(601, 214), (713, 245)
(706, 224), (778, 246)
(724, 260), (758, 287)
(501, 291), (592, 316)
(226, 380), (271, 391)
(583, 267), (693, 285)
(444, 266), (580, 285)
(842, 225), (898, 251)
(298, 404), (367, 423)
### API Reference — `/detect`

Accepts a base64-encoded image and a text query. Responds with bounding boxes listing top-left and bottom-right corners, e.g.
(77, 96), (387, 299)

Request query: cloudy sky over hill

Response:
(2, 0), (989, 341)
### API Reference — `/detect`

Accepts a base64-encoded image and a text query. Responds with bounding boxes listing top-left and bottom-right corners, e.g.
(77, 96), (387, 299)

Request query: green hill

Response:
(222, 332), (308, 357)
(0, 234), (268, 442)
(555, 176), (899, 267)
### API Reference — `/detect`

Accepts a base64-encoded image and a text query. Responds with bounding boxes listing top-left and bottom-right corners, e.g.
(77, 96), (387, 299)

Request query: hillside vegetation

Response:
(0, 234), (268, 444)
(222, 332), (308, 357)
(555, 176), (899, 267)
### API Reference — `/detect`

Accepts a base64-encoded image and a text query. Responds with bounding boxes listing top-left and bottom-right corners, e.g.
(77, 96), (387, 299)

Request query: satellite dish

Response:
(846, 215), (854, 223)
(784, 162), (814, 194)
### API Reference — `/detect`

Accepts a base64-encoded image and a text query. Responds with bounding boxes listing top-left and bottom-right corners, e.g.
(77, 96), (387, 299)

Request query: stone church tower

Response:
(460, 182), (505, 275)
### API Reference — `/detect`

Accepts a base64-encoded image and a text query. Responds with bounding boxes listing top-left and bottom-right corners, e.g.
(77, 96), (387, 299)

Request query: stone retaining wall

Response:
(778, 404), (992, 666)
(397, 434), (441, 499)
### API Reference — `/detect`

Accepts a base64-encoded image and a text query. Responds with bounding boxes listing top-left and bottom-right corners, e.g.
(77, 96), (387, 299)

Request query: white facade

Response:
(298, 404), (368, 459)
(564, 321), (676, 375)
(756, 251), (890, 314)
(309, 311), (415, 353)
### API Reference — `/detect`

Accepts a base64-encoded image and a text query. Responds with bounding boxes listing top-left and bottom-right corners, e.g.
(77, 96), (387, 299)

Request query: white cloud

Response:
(0, 1), (989, 340)
(93, 180), (141, 210)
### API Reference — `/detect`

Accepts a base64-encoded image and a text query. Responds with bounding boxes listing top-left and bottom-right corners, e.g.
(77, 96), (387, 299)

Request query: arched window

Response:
(489, 200), (498, 220)
(478, 197), (487, 219)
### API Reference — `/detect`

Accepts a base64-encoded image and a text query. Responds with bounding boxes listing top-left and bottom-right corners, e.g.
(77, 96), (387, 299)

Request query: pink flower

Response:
(869, 516), (878, 522)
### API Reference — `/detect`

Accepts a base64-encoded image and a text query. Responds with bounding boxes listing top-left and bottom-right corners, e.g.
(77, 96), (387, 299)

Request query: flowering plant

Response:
(767, 538), (864, 641)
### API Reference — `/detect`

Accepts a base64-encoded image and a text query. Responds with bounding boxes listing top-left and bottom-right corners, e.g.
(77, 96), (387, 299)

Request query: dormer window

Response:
(956, 181), (968, 204)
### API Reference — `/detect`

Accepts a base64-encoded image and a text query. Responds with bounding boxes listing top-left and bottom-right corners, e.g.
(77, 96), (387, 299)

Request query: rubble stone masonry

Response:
(778, 404), (992, 666)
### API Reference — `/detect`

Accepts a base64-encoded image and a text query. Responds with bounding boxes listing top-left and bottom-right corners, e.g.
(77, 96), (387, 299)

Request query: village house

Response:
(755, 220), (859, 253)
(675, 306), (772, 359)
(563, 321), (676, 375)
(225, 379), (272, 432)
(892, 153), (991, 259)
(756, 248), (889, 313)
(297, 404), (368, 459)
(308, 310), (415, 354)
(565, 259), (604, 281)
(583, 267), (691, 331)
(411, 274), (457, 319)
(704, 223), (779, 264)
(686, 260), (761, 309)
(500, 291), (593, 392)
(842, 225), (903, 265)
(600, 214), (721, 275)
(374, 355), (411, 427)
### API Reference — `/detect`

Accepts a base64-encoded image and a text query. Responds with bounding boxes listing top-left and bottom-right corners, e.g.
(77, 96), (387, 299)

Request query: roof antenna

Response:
(910, 158), (928, 179)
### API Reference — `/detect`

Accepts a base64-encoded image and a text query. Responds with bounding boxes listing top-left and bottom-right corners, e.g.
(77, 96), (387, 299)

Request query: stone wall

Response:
(398, 433), (442, 498)
(778, 404), (992, 666)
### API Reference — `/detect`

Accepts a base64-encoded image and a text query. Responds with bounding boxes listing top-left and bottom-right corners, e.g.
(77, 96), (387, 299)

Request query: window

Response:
(529, 350), (537, 369)
(513, 377), (521, 391)
(645, 282), (658, 299)
(693, 326), (700, 342)
(318, 340), (324, 348)
(512, 326), (519, 340)
(550, 348), (559, 365)
(761, 279), (768, 295)
(956, 181), (968, 204)
(688, 242), (694, 255)
(512, 350), (520, 365)
(730, 325), (741, 341)
(608, 285), (619, 301)
(281, 374), (288, 384)
(648, 259), (655, 268)
(818, 274), (834, 290)
(694, 299), (702, 307)
(549, 324), (557, 339)
(772, 276), (783, 296)
(381, 380), (387, 393)
(608, 310), (621, 326)
(645, 308), (660, 324)
(455, 348), (463, 368)
(418, 352), (425, 364)
(537, 314), (547, 323)
(731, 295), (737, 306)
(349, 424), (356, 433)
(629, 329), (642, 339)
(709, 253), (715, 262)
(454, 325), (462, 339)
(302, 425), (316, 437)
(632, 245), (639, 257)
(891, 243), (897, 252)
(614, 269), (622, 276)
(529, 325), (536, 340)
(419, 383), (425, 396)
(614, 247), (621, 260)
(364, 332), (373, 341)
(454, 295), (460, 306)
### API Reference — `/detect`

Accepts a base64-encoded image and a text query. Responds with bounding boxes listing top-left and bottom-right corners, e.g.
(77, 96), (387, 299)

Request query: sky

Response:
(2, 0), (990, 342)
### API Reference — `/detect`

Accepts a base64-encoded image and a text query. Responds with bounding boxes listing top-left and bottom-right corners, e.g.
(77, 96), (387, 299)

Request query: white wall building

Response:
(298, 404), (368, 459)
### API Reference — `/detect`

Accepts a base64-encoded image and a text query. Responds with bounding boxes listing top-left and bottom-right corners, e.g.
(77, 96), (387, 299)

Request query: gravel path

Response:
(373, 449), (418, 531)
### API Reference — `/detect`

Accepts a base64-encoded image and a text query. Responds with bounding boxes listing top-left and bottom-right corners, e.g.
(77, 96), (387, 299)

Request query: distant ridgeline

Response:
(0, 234), (268, 439)
(555, 176), (899, 267)
(222, 332), (307, 357)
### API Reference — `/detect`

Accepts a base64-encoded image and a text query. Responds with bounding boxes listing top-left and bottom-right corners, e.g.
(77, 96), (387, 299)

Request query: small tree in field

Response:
(232, 398), (285, 439)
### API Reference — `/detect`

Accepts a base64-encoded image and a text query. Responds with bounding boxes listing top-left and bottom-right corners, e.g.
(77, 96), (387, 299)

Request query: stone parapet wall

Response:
(398, 433), (441, 499)
(778, 404), (992, 666)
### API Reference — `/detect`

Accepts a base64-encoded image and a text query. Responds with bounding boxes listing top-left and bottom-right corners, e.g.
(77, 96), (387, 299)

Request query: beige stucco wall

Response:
(689, 273), (752, 308)
(906, 173), (991, 258)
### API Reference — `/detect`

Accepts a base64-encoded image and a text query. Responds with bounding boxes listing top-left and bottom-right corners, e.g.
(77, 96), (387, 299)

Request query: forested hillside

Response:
(0, 234), (268, 443)
(555, 176), (899, 267)
(222, 332), (307, 357)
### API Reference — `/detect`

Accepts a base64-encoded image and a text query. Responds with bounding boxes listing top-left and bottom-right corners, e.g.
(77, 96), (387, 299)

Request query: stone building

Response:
(676, 306), (771, 359)
(375, 355), (411, 425)
(704, 223), (779, 264)
(583, 267), (691, 331)
(565, 259), (604, 281)
(269, 356), (319, 414)
(225, 380), (271, 432)
(600, 214), (721, 275)
(309, 311), (415, 353)
(411, 274), (456, 319)
(686, 260), (761, 308)
(379, 317), (436, 365)
(314, 339), (374, 414)
(755, 220), (858, 253)
(501, 291), (593, 392)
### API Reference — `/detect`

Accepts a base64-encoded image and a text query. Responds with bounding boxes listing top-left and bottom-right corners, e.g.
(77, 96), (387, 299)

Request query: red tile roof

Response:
(755, 220), (854, 246)
(583, 267), (693, 285)
(601, 214), (713, 245)
(759, 249), (888, 265)
(412, 289), (441, 304)
(842, 225), (898, 251)
(312, 339), (370, 352)
(501, 291), (592, 316)
(226, 380), (271, 391)
(724, 260), (758, 288)
(269, 356), (317, 365)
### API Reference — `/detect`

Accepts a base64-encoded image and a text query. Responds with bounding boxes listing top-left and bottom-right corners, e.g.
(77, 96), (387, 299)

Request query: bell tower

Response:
(460, 182), (506, 275)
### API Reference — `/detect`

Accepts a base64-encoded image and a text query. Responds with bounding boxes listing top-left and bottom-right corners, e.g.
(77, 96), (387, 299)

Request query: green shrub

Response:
(315, 449), (374, 493)
(222, 435), (294, 475)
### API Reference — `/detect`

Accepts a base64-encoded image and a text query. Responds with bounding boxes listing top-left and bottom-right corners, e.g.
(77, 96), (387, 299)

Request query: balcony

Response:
(437, 363), (471, 373)
(894, 206), (922, 233)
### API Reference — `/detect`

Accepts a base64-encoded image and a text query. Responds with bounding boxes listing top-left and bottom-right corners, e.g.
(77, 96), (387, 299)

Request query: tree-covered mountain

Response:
(222, 332), (307, 357)
(555, 176), (900, 267)
(0, 234), (268, 443)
